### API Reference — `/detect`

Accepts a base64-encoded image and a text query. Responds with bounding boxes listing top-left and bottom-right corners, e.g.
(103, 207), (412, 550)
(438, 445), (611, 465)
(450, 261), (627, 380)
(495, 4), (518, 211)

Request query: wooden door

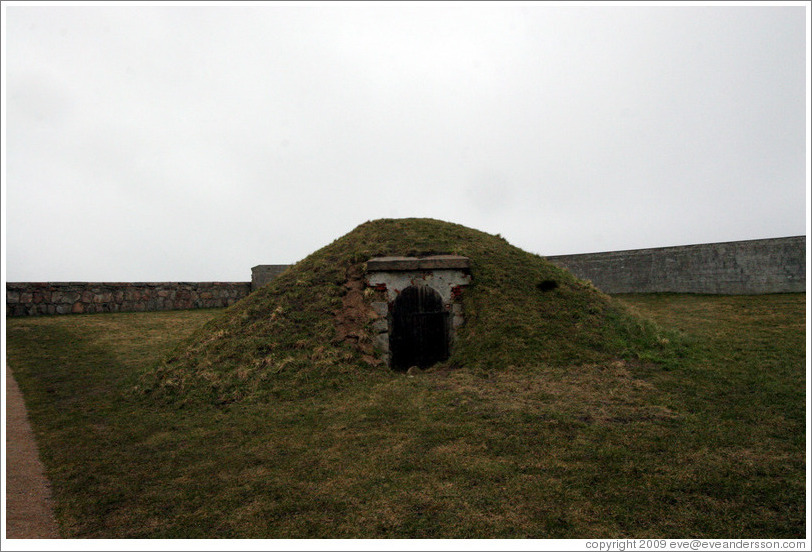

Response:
(390, 285), (449, 371)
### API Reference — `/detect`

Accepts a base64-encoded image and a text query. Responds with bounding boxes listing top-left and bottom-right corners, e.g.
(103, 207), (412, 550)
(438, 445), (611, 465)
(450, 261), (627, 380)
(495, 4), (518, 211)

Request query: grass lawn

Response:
(4, 294), (806, 538)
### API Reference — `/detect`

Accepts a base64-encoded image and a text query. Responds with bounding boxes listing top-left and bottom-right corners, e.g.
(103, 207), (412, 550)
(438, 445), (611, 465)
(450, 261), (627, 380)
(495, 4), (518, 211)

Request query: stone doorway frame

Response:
(365, 255), (471, 368)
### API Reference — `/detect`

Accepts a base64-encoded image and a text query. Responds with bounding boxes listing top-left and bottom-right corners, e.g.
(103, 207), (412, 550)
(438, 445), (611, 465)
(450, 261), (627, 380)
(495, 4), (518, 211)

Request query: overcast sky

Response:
(2, 2), (808, 282)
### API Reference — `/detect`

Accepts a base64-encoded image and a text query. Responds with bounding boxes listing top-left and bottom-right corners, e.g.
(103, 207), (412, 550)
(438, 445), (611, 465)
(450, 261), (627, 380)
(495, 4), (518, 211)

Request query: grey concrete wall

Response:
(251, 265), (291, 291)
(6, 282), (251, 317)
(547, 236), (806, 294)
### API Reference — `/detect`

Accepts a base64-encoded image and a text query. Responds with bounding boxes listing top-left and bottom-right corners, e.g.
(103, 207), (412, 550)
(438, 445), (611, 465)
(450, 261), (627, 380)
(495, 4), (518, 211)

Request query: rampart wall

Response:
(547, 236), (806, 294)
(5, 236), (806, 316)
(5, 282), (251, 317)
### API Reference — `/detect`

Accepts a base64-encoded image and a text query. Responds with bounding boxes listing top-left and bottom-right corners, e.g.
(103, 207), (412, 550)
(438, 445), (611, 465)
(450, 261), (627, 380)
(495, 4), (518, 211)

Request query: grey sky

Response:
(2, 2), (808, 281)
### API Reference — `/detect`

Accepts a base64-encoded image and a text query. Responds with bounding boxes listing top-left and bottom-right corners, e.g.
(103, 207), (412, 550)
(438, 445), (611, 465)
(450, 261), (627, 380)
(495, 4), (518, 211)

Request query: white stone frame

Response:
(365, 256), (471, 367)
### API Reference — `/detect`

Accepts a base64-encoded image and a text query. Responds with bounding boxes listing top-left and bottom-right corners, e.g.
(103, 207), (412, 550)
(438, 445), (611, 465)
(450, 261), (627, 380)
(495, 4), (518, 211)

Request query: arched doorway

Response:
(390, 285), (450, 371)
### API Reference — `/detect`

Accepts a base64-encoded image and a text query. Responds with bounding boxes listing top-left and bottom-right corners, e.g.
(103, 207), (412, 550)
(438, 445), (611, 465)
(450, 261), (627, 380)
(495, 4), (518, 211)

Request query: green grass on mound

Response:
(140, 218), (682, 405)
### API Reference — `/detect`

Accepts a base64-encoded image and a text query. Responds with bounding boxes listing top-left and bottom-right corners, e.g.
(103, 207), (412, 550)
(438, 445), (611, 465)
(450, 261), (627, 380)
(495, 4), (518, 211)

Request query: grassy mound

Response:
(141, 218), (676, 404)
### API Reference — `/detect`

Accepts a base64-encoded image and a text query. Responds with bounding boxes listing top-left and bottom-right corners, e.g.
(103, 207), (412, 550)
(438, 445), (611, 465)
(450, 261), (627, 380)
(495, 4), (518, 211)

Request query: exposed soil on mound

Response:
(333, 263), (381, 365)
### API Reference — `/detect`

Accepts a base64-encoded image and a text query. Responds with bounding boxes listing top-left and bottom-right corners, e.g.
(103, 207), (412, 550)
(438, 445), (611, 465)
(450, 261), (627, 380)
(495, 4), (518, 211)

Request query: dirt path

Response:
(5, 363), (61, 539)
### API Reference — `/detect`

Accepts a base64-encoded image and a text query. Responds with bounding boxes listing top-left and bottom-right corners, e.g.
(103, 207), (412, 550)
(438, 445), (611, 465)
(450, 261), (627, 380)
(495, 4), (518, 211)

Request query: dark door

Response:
(390, 285), (449, 371)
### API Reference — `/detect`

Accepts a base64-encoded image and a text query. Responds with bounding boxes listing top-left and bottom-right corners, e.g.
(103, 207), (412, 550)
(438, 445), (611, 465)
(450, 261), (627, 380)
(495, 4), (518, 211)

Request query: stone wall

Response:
(6, 236), (805, 317)
(547, 236), (806, 294)
(251, 264), (290, 291)
(5, 282), (251, 317)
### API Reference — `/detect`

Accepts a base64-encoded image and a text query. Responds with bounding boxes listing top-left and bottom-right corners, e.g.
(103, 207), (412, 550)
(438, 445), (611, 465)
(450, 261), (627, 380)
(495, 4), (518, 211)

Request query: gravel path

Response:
(5, 363), (61, 539)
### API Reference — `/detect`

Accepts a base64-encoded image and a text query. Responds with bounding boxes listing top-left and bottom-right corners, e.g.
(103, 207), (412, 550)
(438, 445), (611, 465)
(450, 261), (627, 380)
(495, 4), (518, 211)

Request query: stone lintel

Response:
(367, 255), (470, 272)
(418, 255), (471, 270)
(367, 257), (420, 271)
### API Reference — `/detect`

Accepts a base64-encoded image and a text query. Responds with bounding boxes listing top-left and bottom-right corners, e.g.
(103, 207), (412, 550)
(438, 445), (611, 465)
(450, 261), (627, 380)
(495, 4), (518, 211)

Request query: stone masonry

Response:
(5, 282), (251, 317)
